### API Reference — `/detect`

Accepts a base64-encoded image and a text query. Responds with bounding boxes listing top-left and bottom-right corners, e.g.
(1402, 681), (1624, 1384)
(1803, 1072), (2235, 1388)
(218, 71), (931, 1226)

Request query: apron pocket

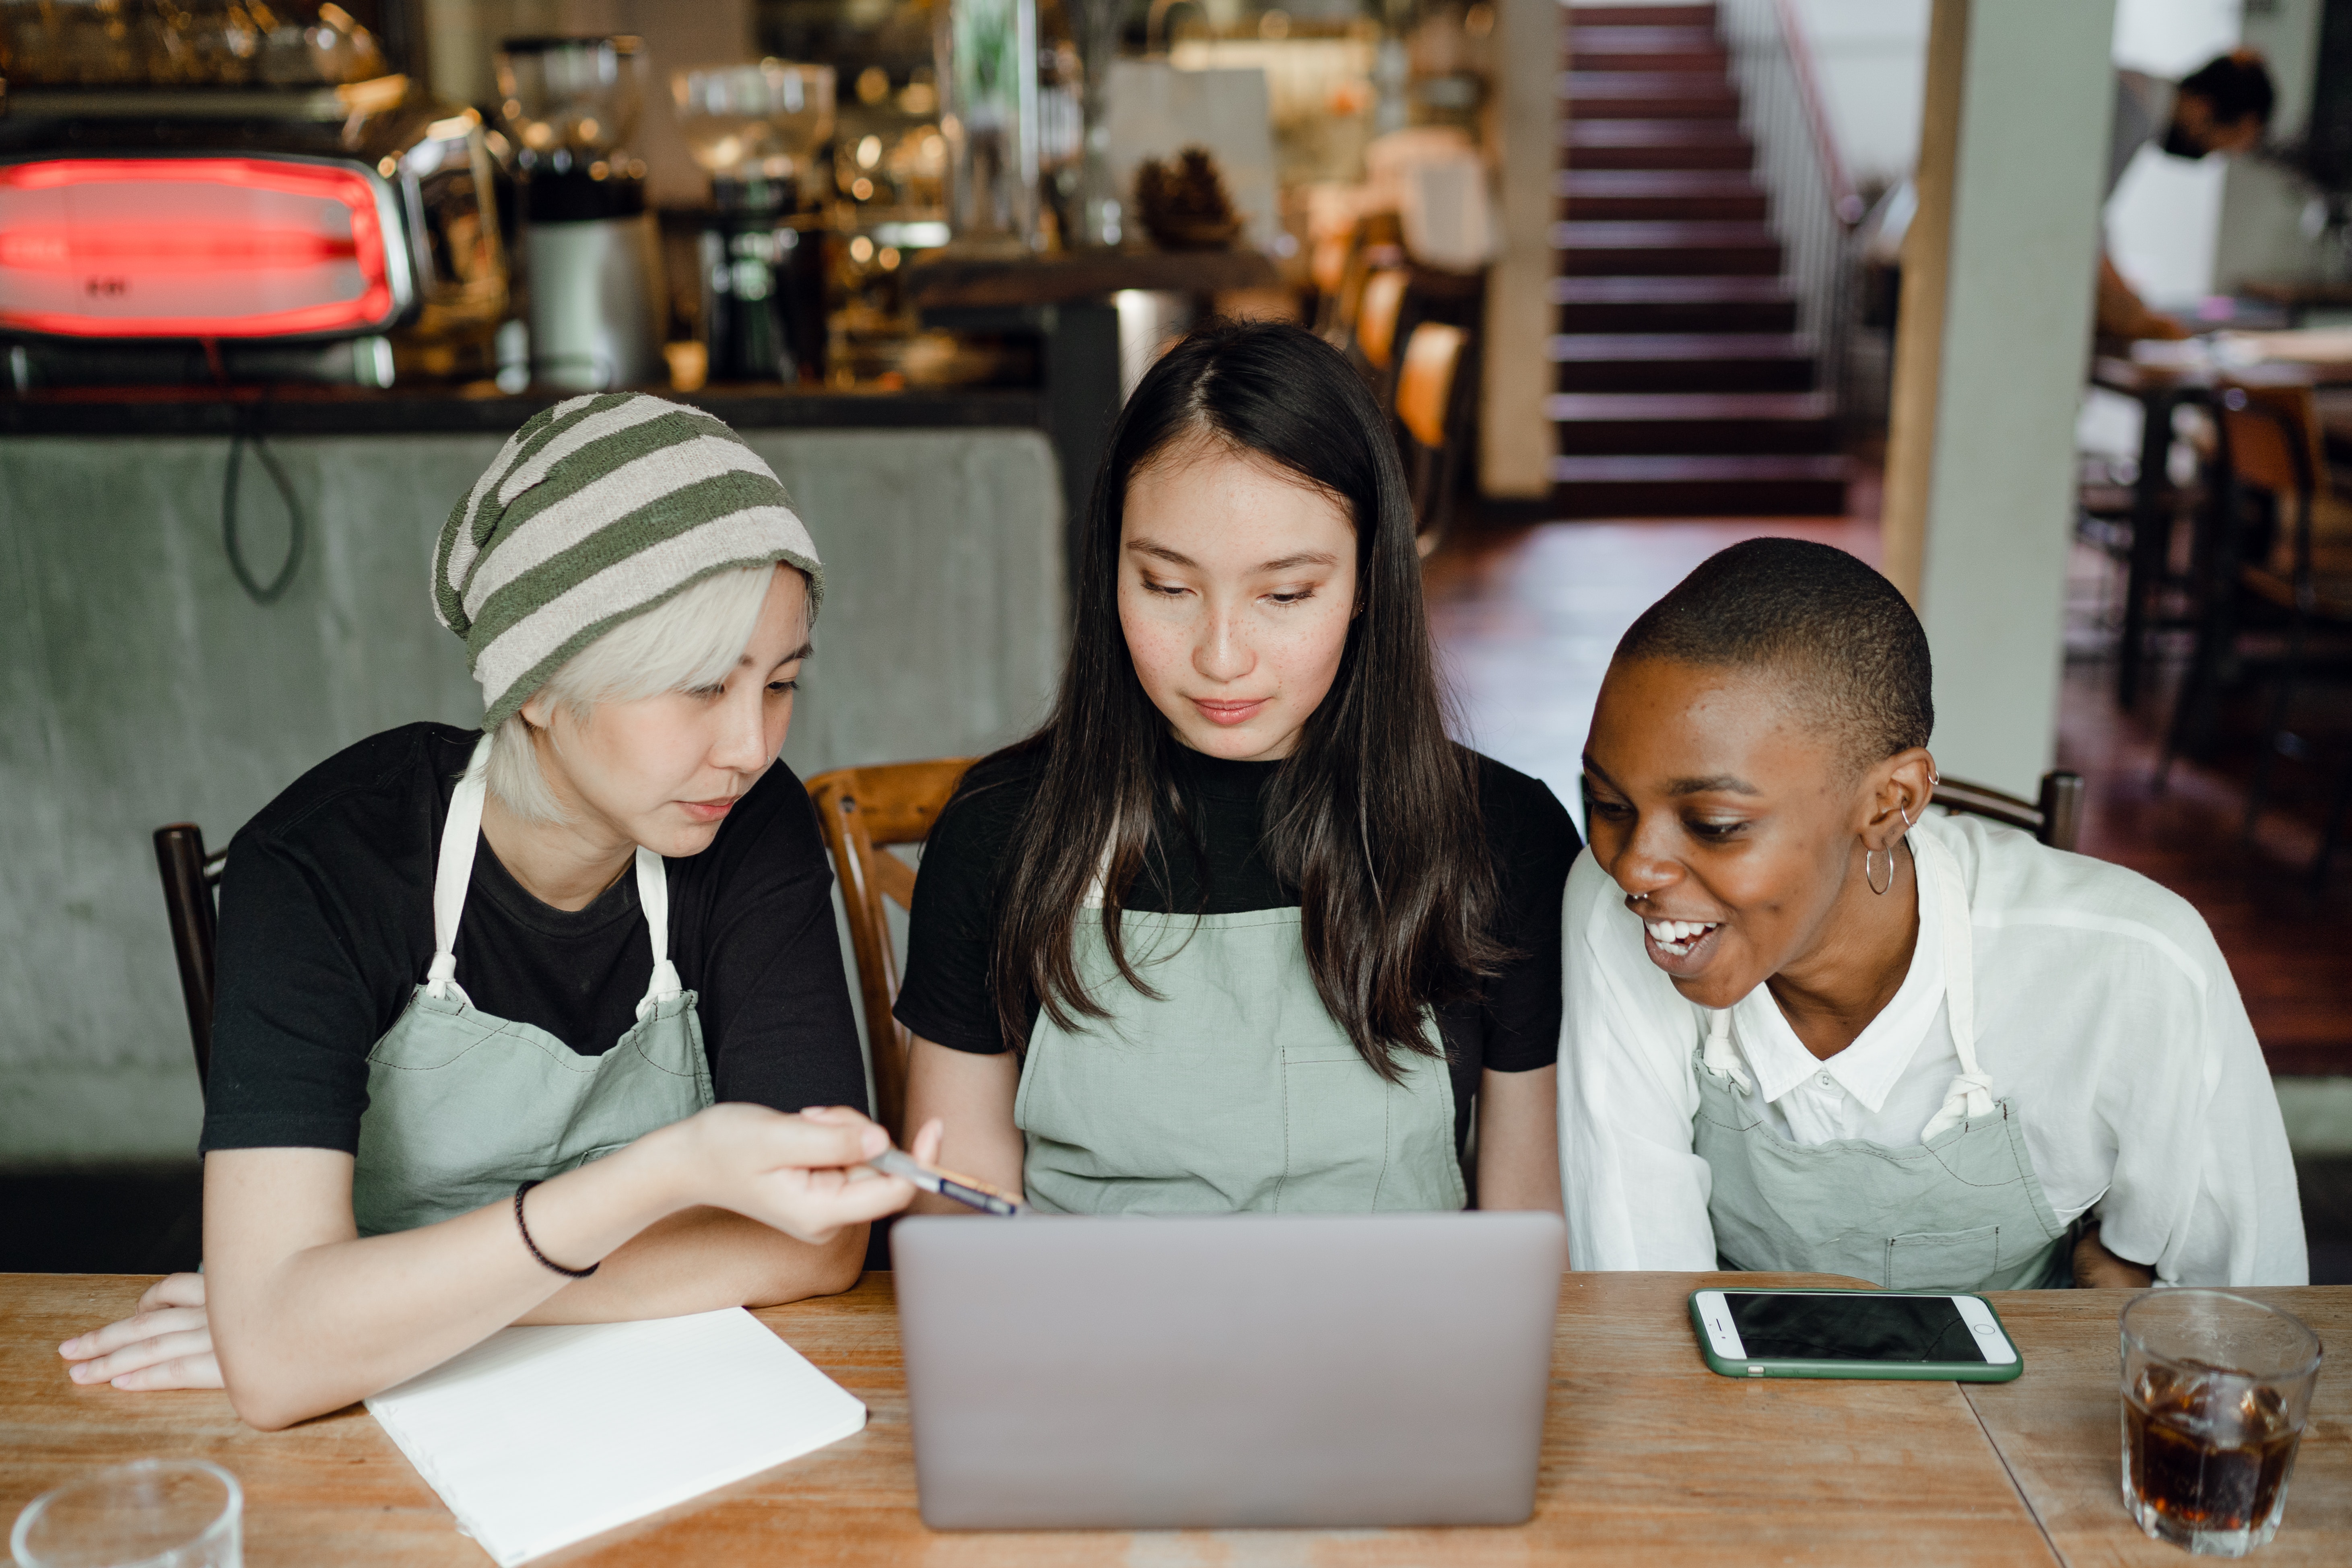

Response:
(1884, 1224), (2002, 1291)
(1280, 1059), (1391, 1209)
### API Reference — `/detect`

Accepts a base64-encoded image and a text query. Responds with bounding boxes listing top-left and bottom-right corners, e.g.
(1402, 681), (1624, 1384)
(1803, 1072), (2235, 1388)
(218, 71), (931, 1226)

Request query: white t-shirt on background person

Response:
(1558, 809), (2307, 1286)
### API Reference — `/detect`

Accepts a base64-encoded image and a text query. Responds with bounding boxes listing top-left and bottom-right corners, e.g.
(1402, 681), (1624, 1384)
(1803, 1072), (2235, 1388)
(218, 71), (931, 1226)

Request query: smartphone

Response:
(1688, 1288), (2023, 1382)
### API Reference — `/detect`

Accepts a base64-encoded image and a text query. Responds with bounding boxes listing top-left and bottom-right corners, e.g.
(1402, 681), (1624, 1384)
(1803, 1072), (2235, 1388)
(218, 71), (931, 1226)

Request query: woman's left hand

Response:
(58, 1272), (222, 1390)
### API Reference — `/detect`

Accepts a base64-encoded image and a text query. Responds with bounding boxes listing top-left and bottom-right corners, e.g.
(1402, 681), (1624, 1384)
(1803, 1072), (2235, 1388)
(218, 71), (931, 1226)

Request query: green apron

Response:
(350, 736), (714, 1237)
(1014, 895), (1467, 1216)
(1690, 834), (2071, 1292)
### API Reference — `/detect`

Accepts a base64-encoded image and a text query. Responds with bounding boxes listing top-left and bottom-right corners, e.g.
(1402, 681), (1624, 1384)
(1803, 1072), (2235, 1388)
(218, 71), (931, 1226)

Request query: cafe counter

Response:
(0, 385), (1066, 1164)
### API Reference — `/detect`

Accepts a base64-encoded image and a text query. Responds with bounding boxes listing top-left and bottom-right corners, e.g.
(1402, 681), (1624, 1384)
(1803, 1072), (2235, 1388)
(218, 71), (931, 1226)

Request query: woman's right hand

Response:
(670, 1103), (927, 1242)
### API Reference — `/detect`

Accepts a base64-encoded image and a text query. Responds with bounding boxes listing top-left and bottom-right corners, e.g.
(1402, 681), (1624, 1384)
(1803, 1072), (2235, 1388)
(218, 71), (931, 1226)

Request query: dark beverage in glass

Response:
(2119, 1292), (2321, 1556)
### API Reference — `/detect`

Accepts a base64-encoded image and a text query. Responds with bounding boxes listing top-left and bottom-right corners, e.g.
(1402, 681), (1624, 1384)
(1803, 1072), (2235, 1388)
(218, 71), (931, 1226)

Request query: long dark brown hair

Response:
(985, 318), (1506, 1078)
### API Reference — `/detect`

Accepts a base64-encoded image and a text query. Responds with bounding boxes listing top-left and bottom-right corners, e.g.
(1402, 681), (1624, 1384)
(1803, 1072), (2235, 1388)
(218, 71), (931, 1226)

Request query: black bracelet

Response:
(513, 1179), (599, 1279)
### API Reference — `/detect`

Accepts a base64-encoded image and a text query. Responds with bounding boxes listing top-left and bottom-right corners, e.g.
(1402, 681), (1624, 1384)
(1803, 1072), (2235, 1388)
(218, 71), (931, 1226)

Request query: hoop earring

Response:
(1866, 845), (1894, 896)
(1899, 799), (1915, 828)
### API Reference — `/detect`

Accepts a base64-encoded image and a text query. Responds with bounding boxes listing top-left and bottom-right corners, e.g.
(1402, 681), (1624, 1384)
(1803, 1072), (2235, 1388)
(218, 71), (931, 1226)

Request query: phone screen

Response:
(1723, 1292), (1987, 1364)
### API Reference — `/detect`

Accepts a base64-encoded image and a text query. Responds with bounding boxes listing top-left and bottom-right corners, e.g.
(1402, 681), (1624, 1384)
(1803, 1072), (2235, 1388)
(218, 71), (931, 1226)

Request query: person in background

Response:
(2099, 49), (2276, 340)
(58, 394), (925, 1429)
(1560, 538), (2305, 1289)
(897, 320), (1577, 1217)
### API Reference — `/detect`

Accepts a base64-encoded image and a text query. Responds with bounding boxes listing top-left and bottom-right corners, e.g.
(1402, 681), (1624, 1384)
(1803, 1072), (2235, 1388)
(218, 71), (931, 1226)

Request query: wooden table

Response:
(1, 1273), (2344, 1566)
(1964, 1286), (2352, 1568)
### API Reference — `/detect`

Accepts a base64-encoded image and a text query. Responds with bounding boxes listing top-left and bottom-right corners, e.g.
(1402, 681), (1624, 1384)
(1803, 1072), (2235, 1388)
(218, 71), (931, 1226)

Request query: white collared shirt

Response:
(1558, 809), (2307, 1286)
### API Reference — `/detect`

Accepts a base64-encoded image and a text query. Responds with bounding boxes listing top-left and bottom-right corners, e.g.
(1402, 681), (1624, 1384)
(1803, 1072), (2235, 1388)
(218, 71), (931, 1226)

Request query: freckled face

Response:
(1117, 442), (1359, 762)
(1580, 657), (1866, 1009)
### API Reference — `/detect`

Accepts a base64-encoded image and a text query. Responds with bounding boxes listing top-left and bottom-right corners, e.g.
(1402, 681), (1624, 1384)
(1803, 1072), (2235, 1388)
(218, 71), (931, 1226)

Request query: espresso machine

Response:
(672, 61), (834, 383)
(497, 35), (664, 391)
(0, 1), (504, 387)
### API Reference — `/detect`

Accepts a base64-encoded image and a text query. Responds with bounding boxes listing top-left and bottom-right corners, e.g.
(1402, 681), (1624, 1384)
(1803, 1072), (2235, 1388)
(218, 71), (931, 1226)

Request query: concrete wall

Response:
(0, 428), (1064, 1166)
(1881, 0), (2117, 797)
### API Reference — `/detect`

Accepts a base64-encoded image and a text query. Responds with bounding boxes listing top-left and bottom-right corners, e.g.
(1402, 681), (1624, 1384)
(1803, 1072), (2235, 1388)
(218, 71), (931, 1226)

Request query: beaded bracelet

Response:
(513, 1179), (600, 1279)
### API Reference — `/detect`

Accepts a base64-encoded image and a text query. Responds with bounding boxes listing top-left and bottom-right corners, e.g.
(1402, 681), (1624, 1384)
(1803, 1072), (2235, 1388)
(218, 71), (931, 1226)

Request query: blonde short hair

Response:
(484, 564), (783, 824)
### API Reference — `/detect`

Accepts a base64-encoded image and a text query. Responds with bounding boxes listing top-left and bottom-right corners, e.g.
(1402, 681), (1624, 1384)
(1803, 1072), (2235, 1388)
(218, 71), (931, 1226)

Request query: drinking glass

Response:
(11, 1458), (241, 1568)
(673, 61), (837, 182)
(2120, 1290), (2322, 1557)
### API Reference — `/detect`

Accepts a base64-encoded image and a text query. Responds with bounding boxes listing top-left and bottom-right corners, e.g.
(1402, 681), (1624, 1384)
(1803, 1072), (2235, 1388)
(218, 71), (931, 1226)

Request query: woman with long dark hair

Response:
(893, 320), (1578, 1214)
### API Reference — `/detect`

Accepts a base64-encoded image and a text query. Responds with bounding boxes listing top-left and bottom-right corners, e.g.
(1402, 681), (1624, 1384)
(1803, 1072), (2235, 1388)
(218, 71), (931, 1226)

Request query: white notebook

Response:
(365, 1308), (867, 1566)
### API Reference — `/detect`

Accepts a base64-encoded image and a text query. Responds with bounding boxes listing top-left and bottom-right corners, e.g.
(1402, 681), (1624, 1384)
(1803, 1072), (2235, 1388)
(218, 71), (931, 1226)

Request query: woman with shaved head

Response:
(1560, 538), (2303, 1288)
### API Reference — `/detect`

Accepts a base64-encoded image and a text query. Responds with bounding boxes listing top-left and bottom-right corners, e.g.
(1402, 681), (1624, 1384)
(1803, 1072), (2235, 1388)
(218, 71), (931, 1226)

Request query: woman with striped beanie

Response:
(60, 394), (933, 1428)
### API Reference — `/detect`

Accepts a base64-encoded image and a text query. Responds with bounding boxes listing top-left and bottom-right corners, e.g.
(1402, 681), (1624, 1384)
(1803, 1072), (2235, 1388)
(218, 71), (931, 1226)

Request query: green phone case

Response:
(1687, 1288), (2026, 1383)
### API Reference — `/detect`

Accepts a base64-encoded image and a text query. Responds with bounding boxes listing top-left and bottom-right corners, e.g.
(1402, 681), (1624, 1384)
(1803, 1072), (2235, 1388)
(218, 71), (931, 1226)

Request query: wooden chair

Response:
(805, 759), (975, 1138)
(1931, 771), (2086, 853)
(2167, 381), (2352, 877)
(1315, 213), (1405, 356)
(1395, 320), (1474, 558)
(1353, 266), (1410, 391)
(154, 823), (226, 1086)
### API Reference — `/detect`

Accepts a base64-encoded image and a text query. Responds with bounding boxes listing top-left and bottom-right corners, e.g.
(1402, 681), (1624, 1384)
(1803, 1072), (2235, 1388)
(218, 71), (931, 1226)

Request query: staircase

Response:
(1551, 3), (1849, 517)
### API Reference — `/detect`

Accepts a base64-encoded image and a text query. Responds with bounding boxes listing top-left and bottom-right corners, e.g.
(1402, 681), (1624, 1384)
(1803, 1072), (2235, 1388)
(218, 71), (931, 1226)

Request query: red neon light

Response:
(0, 157), (395, 337)
(0, 225), (360, 271)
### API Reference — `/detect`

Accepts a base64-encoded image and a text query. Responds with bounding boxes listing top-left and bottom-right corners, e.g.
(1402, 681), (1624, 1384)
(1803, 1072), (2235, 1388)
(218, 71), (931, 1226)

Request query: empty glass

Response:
(11, 1458), (241, 1568)
(2120, 1290), (2323, 1557)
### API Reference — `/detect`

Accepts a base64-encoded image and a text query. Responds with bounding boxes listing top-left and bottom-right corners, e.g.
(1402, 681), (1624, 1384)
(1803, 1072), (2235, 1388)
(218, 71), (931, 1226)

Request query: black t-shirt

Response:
(199, 722), (868, 1154)
(893, 744), (1579, 1156)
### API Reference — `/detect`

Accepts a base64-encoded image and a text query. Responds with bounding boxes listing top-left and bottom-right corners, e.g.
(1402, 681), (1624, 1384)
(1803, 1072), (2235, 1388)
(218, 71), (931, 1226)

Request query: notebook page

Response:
(365, 1308), (866, 1566)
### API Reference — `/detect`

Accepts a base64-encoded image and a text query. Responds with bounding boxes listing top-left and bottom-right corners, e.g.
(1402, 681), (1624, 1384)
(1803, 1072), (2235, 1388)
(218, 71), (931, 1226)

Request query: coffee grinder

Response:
(673, 62), (835, 384)
(497, 36), (664, 390)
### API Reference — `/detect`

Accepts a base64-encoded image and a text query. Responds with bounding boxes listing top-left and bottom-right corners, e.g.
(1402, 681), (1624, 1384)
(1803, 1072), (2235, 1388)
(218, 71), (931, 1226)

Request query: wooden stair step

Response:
(1567, 26), (1727, 74)
(1550, 332), (1817, 392)
(1552, 274), (1798, 333)
(1558, 169), (1765, 220)
(1560, 71), (1738, 118)
(1548, 391), (1839, 454)
(1564, 119), (1752, 169)
(1549, 332), (1812, 361)
(1549, 453), (1851, 518)
(1570, 4), (1718, 26)
(1553, 220), (1781, 276)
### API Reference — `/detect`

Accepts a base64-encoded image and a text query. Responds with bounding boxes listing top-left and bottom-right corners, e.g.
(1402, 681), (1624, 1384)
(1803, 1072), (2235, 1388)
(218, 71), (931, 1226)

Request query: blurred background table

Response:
(0, 1269), (2056, 1568)
(2091, 352), (2331, 711)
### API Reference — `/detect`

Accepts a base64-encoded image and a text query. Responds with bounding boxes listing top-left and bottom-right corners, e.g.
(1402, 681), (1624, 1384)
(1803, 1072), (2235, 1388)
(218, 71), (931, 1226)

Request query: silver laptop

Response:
(892, 1211), (1565, 1531)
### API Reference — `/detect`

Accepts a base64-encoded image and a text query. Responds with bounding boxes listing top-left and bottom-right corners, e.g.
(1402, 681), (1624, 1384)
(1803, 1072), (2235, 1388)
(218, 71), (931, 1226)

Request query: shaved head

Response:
(1612, 538), (1931, 775)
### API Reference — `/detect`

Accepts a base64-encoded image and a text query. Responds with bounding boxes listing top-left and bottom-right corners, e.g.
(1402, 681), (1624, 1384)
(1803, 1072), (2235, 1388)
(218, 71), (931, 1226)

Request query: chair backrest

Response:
(2216, 381), (2319, 501)
(1356, 268), (1410, 373)
(1396, 321), (1465, 451)
(154, 823), (226, 1085)
(1396, 321), (1472, 554)
(806, 759), (976, 1137)
(1931, 770), (2085, 853)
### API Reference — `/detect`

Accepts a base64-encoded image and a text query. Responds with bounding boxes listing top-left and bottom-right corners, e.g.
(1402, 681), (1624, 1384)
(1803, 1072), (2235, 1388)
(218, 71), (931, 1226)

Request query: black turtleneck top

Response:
(892, 742), (1578, 1156)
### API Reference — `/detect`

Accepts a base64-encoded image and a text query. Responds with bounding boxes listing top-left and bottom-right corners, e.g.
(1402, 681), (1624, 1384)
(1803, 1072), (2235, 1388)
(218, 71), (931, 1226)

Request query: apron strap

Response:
(1700, 1006), (1752, 1094)
(1917, 832), (1995, 1141)
(425, 737), (495, 1005)
(633, 845), (684, 1022)
(426, 734), (682, 1020)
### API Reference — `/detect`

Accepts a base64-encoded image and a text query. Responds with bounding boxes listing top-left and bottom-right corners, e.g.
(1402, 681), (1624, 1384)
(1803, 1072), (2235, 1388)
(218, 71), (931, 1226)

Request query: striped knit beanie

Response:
(434, 392), (823, 733)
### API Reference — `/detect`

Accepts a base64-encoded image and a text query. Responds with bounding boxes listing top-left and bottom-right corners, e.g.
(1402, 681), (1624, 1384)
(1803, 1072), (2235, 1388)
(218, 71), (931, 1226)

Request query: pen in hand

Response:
(866, 1148), (1029, 1216)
